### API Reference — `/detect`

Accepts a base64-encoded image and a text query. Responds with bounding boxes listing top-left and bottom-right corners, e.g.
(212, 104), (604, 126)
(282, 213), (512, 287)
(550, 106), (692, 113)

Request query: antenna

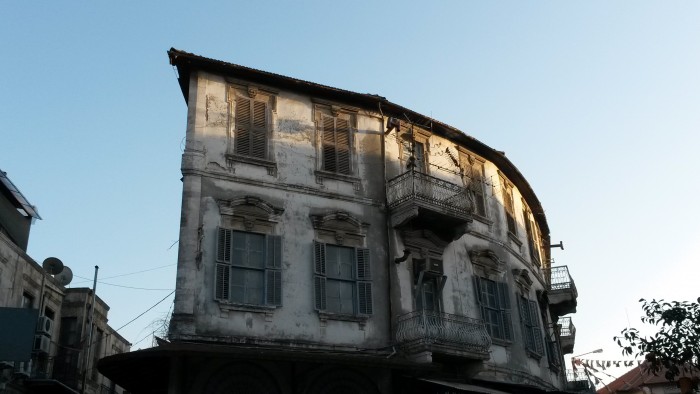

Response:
(42, 257), (64, 275)
(55, 266), (73, 286)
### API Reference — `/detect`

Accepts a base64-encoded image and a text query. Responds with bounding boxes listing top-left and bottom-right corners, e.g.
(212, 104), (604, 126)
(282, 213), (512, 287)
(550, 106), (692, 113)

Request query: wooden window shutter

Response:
(266, 270), (282, 306)
(355, 247), (372, 315)
(472, 276), (487, 322)
(321, 114), (352, 174)
(266, 235), (282, 269)
(217, 228), (232, 263)
(313, 241), (327, 311)
(497, 282), (513, 341)
(335, 117), (351, 174)
(355, 248), (370, 280)
(235, 95), (268, 159)
(471, 161), (486, 216)
(321, 115), (337, 172)
(357, 282), (373, 315)
(529, 300), (545, 355)
(235, 96), (252, 156)
(251, 100), (268, 159)
(215, 263), (230, 301)
(265, 235), (282, 306)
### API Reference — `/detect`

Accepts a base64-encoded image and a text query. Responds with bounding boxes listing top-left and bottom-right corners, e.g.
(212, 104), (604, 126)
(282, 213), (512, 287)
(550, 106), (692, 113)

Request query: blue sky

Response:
(2, 1), (699, 385)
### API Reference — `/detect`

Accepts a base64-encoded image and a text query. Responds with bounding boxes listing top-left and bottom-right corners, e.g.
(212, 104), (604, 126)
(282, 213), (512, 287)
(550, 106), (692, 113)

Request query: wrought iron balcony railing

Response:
(558, 316), (576, 338)
(387, 170), (473, 218)
(395, 311), (491, 354)
(545, 265), (576, 291)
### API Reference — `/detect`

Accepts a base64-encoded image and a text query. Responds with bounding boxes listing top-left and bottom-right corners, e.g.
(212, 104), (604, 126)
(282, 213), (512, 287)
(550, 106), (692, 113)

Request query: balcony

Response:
(395, 311), (491, 363)
(387, 170), (473, 241)
(558, 316), (576, 354)
(566, 370), (595, 392)
(545, 265), (578, 317)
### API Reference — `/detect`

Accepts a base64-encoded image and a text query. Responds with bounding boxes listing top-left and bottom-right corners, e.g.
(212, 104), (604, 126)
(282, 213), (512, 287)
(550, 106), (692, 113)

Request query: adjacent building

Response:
(0, 169), (130, 394)
(100, 48), (581, 394)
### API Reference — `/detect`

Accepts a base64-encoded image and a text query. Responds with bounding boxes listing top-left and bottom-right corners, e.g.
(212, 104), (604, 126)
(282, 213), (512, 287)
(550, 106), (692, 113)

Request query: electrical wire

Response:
(114, 290), (175, 332)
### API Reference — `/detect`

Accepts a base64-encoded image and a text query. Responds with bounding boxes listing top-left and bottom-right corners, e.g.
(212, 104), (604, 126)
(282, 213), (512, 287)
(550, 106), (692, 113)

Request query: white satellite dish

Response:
(42, 257), (64, 275)
(55, 266), (73, 286)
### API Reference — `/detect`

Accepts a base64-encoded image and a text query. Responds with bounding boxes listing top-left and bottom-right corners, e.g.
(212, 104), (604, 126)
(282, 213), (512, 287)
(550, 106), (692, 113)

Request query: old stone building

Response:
(0, 169), (130, 394)
(100, 49), (580, 393)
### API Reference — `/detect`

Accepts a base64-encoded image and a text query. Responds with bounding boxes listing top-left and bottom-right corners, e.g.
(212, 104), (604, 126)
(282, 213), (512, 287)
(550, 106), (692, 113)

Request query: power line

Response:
(72, 263), (176, 284)
(114, 290), (175, 332)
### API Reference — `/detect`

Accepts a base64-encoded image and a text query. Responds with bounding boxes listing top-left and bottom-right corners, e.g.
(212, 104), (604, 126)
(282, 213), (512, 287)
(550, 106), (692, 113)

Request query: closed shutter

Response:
(358, 282), (373, 315)
(251, 100), (267, 158)
(265, 235), (282, 306)
(215, 263), (229, 301)
(235, 96), (252, 156)
(473, 276), (487, 327)
(471, 161), (486, 216)
(235, 95), (267, 158)
(313, 241), (327, 311)
(321, 114), (352, 175)
(322, 115), (337, 172)
(518, 297), (533, 350)
(529, 300), (545, 355)
(497, 282), (513, 341)
(355, 248), (372, 315)
(217, 228), (232, 263)
(335, 117), (351, 174)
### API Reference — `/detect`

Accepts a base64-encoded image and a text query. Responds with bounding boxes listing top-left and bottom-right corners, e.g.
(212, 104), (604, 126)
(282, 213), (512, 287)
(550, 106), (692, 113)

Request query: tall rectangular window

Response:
(523, 206), (541, 266)
(519, 297), (545, 357)
(500, 175), (517, 235)
(320, 113), (352, 174)
(234, 93), (269, 159)
(462, 155), (487, 216)
(215, 228), (282, 307)
(473, 276), (512, 341)
(314, 242), (372, 316)
(402, 140), (426, 172)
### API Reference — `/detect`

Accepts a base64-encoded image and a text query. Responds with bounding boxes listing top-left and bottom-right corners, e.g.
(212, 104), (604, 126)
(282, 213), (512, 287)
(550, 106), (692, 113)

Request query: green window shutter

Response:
(217, 228), (232, 263)
(235, 96), (252, 156)
(529, 300), (545, 355)
(215, 263), (230, 301)
(314, 241), (326, 275)
(266, 270), (282, 306)
(473, 276), (489, 335)
(497, 282), (513, 341)
(313, 241), (327, 311)
(355, 248), (370, 280)
(357, 281), (373, 315)
(518, 297), (532, 350)
(265, 235), (282, 306)
(314, 276), (326, 311)
(266, 235), (282, 269)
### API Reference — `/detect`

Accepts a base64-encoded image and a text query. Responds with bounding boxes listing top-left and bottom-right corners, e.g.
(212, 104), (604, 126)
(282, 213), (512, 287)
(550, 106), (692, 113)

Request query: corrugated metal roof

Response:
(0, 169), (41, 220)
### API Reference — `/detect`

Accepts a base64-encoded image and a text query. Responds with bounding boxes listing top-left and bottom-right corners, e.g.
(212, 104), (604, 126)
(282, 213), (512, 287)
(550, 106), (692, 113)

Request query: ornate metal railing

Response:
(387, 170), (473, 216)
(545, 265), (575, 291)
(395, 311), (491, 354)
(558, 316), (576, 338)
(565, 370), (594, 391)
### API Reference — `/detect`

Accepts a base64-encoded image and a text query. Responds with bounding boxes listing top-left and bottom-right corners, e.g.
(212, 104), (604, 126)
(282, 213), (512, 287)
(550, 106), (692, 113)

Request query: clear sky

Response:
(2, 1), (699, 387)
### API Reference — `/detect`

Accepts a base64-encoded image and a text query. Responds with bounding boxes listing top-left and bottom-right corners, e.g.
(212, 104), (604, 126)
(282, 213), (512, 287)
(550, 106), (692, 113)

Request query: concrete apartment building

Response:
(100, 49), (581, 394)
(0, 170), (130, 394)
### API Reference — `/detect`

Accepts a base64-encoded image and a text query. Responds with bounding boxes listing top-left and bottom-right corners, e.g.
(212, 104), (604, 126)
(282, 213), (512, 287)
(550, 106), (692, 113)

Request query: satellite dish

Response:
(55, 266), (73, 286)
(42, 257), (64, 275)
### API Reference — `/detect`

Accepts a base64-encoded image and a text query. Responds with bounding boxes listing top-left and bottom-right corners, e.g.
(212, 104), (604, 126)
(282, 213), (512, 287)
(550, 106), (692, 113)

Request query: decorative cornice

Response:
(512, 268), (534, 295)
(217, 196), (284, 218)
(310, 211), (367, 232)
(469, 249), (506, 277)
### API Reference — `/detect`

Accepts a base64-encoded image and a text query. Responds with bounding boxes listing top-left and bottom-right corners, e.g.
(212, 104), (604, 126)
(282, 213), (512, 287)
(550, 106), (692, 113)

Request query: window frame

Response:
(313, 241), (372, 318)
(522, 203), (542, 267)
(473, 276), (513, 343)
(460, 152), (488, 217)
(499, 174), (518, 237)
(398, 126), (431, 174)
(225, 85), (278, 174)
(215, 227), (282, 308)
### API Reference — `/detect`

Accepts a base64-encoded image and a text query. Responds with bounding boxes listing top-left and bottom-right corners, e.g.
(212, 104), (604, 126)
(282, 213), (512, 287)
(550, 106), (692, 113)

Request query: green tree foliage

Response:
(615, 298), (700, 381)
